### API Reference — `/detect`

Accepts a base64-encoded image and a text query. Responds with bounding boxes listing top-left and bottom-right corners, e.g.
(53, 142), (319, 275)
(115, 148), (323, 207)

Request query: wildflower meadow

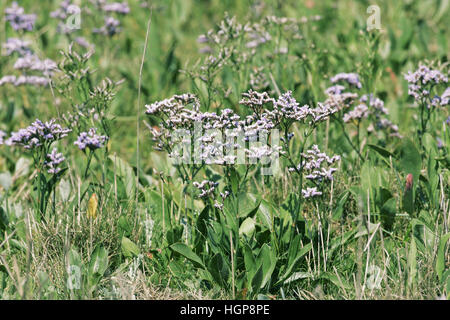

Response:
(0, 0), (449, 301)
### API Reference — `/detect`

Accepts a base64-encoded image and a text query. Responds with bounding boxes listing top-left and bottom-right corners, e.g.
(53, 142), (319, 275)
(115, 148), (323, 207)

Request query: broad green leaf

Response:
(276, 243), (312, 285)
(170, 243), (205, 269)
(250, 265), (263, 294)
(367, 144), (395, 159)
(239, 217), (256, 237)
(121, 237), (140, 258)
(88, 246), (109, 279)
(258, 244), (276, 288)
(436, 233), (450, 281)
(398, 139), (421, 186)
(208, 253), (229, 287)
(380, 197), (397, 231)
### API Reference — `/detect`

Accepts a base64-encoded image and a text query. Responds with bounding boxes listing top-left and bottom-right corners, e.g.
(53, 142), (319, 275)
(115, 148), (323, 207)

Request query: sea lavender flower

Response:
(290, 145), (340, 199)
(439, 87), (450, 106)
(93, 16), (122, 36)
(0, 75), (50, 87)
(325, 85), (346, 96)
(3, 38), (32, 56)
(343, 104), (369, 123)
(302, 187), (322, 199)
(404, 65), (448, 103)
(360, 94), (388, 115)
(102, 2), (130, 14)
(330, 73), (362, 89)
(193, 180), (218, 198)
(14, 55), (57, 76)
(45, 148), (65, 174)
(5, 2), (37, 31)
(75, 37), (94, 49)
(74, 128), (108, 151)
(7, 119), (71, 149)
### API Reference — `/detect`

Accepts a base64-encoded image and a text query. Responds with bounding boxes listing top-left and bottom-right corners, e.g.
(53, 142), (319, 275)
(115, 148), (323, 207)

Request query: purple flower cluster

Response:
(45, 148), (65, 174)
(404, 65), (448, 104)
(7, 119), (71, 150)
(3, 38), (32, 56)
(14, 55), (57, 76)
(5, 2), (37, 32)
(240, 90), (337, 126)
(50, 0), (81, 34)
(93, 16), (122, 36)
(330, 73), (362, 89)
(438, 87), (450, 106)
(0, 75), (49, 87)
(343, 104), (369, 123)
(146, 89), (338, 166)
(289, 145), (340, 199)
(74, 128), (108, 151)
(193, 180), (218, 198)
(325, 73), (400, 138)
(102, 2), (130, 14)
(360, 94), (388, 116)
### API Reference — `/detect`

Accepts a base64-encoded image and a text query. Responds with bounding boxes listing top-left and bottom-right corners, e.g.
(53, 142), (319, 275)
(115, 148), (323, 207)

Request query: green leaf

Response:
(121, 237), (140, 258)
(284, 272), (313, 284)
(436, 233), (450, 281)
(239, 217), (256, 237)
(170, 243), (205, 269)
(250, 265), (263, 294)
(243, 244), (256, 284)
(108, 155), (136, 199)
(367, 144), (395, 159)
(380, 197), (397, 231)
(332, 191), (349, 220)
(276, 243), (312, 285)
(258, 244), (276, 288)
(407, 236), (417, 288)
(236, 193), (260, 218)
(398, 139), (421, 186)
(118, 215), (133, 237)
(208, 253), (229, 287)
(88, 246), (109, 279)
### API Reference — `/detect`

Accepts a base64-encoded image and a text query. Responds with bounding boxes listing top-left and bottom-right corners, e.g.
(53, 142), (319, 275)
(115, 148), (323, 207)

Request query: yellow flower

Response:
(87, 193), (98, 219)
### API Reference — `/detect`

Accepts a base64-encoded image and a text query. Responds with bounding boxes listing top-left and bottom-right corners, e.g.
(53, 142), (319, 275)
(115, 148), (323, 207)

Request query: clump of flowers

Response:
(404, 64), (448, 103)
(146, 88), (339, 217)
(2, 38), (32, 56)
(74, 128), (108, 179)
(5, 2), (37, 32)
(193, 180), (218, 198)
(1, 4), (58, 89)
(91, 1), (130, 36)
(289, 145), (340, 199)
(93, 16), (122, 36)
(50, 0), (81, 34)
(7, 119), (71, 149)
(404, 63), (449, 146)
(74, 128), (108, 151)
(324, 72), (401, 160)
(330, 72), (362, 89)
(5, 119), (70, 217)
(45, 148), (66, 174)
